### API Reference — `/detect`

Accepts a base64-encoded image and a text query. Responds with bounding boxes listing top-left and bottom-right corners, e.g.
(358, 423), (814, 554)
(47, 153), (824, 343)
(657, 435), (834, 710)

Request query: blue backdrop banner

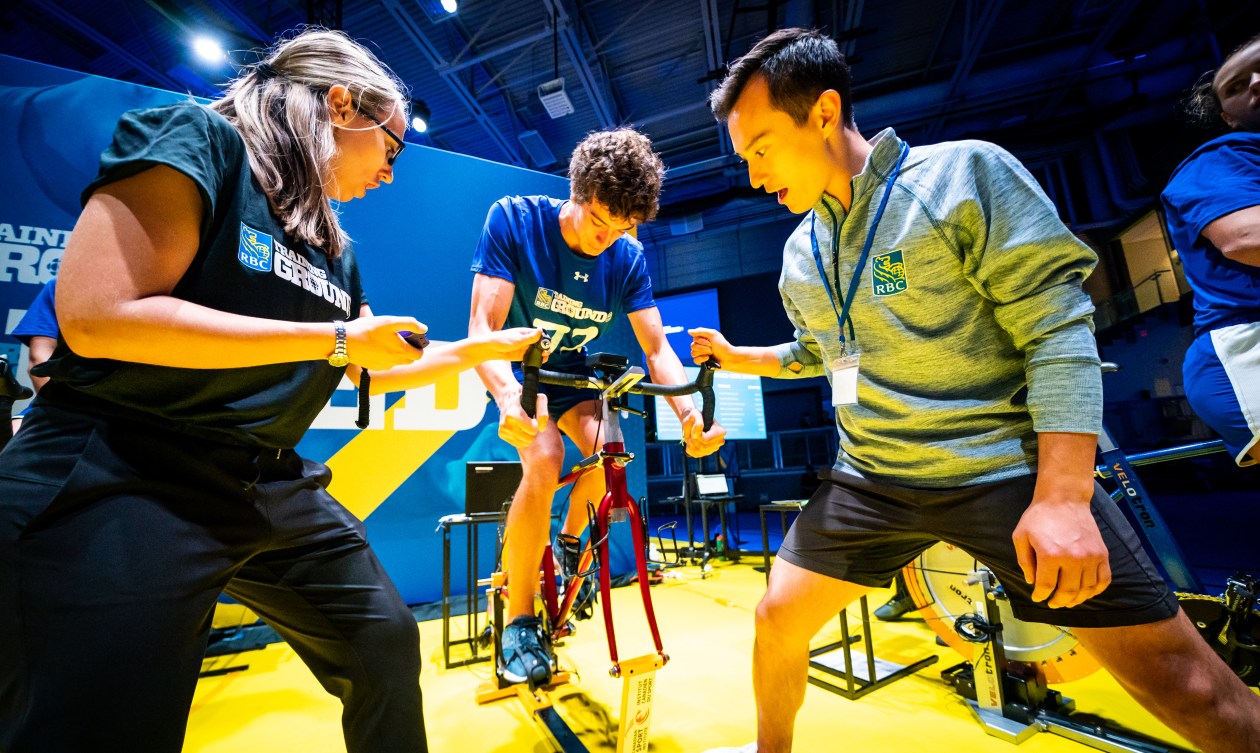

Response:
(0, 55), (648, 606)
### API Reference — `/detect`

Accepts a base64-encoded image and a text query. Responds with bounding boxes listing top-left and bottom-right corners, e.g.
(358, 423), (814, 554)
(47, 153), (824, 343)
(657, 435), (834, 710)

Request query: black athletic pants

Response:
(0, 399), (427, 753)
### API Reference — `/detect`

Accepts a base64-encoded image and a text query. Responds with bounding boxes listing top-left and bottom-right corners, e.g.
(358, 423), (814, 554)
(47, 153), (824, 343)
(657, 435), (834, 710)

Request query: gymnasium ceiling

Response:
(1, 0), (1256, 267)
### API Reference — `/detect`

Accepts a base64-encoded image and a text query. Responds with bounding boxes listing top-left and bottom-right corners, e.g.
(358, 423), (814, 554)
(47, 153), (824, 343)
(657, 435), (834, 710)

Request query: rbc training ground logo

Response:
(872, 249), (908, 297)
(238, 223), (274, 273)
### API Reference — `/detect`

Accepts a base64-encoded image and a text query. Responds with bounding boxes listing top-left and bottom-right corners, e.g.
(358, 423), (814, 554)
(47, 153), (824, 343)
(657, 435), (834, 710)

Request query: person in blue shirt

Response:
(1163, 33), (1260, 467)
(8, 277), (59, 435)
(469, 129), (726, 686)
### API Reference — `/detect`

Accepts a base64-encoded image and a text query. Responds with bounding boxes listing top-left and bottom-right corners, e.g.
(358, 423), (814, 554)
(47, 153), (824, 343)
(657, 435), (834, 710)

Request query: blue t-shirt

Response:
(13, 277), (59, 345)
(470, 195), (655, 370)
(1162, 131), (1260, 336)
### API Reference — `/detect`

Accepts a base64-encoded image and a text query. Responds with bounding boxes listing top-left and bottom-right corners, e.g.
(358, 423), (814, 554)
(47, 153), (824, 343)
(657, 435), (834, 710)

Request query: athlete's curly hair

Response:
(568, 129), (665, 224)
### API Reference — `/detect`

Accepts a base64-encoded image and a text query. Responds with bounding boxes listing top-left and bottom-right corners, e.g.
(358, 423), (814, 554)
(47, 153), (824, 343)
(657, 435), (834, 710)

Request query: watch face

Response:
(328, 353), (350, 368)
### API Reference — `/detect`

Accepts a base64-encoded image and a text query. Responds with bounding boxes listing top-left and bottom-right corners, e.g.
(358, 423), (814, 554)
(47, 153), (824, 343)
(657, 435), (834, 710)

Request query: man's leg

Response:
(556, 399), (605, 539)
(506, 418), (566, 621)
(753, 558), (871, 753)
(1076, 612), (1260, 753)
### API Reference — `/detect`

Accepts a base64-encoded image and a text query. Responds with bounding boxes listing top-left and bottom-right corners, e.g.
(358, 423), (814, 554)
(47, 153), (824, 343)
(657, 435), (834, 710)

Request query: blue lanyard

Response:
(810, 143), (909, 354)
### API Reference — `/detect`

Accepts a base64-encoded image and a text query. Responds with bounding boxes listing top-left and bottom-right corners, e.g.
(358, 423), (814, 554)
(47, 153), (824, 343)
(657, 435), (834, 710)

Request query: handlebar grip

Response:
(696, 358), (719, 432)
(519, 338), (549, 419)
(0, 355), (33, 402)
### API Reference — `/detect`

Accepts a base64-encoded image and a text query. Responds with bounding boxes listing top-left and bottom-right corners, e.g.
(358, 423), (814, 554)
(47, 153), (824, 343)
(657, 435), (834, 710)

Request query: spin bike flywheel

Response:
(902, 543), (1100, 684)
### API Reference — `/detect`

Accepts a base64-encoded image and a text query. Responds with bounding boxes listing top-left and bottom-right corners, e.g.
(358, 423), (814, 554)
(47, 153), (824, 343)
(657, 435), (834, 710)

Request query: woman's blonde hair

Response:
(209, 28), (409, 258)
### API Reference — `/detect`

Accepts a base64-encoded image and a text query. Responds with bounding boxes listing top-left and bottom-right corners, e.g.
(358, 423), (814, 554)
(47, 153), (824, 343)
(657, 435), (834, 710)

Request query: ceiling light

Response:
(192, 36), (225, 64)
(440, 0), (458, 13)
(537, 78), (574, 119)
(410, 100), (431, 133)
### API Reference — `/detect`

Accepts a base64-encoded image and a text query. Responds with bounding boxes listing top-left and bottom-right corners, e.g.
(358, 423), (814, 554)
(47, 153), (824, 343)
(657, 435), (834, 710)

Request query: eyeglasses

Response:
(363, 112), (405, 166)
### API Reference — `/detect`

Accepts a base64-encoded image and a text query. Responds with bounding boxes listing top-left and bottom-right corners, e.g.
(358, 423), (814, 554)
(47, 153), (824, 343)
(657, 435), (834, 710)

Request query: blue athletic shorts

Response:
(1184, 323), (1260, 466)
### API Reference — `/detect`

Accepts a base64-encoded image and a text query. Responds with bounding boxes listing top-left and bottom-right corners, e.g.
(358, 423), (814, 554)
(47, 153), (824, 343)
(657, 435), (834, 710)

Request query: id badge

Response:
(830, 352), (860, 406)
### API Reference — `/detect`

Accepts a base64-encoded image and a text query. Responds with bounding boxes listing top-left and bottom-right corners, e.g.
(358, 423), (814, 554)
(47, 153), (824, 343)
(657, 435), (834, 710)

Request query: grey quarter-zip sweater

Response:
(773, 128), (1102, 488)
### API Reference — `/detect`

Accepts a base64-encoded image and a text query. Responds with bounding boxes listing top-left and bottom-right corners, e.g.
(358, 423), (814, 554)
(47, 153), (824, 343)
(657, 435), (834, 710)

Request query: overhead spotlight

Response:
(410, 100), (431, 133)
(440, 0), (458, 12)
(192, 35), (226, 64)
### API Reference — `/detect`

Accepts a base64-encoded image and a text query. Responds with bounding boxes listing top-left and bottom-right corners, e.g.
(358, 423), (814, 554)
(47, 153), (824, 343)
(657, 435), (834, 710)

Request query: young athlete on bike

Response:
(468, 129), (726, 687)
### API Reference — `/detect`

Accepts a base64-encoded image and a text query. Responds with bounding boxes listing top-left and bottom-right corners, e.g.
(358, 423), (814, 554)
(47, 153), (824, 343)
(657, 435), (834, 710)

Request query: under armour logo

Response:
(574, 271), (589, 282)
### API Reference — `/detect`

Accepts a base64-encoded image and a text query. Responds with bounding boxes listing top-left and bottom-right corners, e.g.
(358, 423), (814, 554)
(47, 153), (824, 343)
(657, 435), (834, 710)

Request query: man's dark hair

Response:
(710, 28), (855, 127)
(568, 128), (665, 223)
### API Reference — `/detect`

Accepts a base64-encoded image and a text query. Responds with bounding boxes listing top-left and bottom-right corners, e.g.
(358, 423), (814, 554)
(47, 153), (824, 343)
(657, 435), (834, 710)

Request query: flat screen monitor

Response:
(654, 367), (767, 441)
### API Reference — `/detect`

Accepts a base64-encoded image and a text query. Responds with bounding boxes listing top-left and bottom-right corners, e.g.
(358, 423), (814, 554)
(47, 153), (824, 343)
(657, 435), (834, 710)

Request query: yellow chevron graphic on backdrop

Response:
(324, 388), (463, 520)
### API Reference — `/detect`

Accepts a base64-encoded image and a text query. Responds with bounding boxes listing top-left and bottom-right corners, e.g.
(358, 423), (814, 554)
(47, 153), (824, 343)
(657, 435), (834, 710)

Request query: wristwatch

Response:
(328, 320), (350, 367)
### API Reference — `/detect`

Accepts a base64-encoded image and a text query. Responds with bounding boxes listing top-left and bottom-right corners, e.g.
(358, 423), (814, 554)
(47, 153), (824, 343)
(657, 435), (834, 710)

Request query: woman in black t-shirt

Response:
(0, 30), (536, 753)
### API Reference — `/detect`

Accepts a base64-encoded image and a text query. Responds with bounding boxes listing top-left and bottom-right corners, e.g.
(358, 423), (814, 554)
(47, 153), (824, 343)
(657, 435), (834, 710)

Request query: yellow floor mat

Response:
(186, 561), (1193, 752)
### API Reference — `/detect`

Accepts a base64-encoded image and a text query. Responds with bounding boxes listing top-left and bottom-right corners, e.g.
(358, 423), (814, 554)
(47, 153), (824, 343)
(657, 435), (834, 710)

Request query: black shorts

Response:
(778, 469), (1179, 628)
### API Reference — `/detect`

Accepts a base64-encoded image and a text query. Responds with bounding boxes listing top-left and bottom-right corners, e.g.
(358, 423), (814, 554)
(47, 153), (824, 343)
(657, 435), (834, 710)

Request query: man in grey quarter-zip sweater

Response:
(695, 28), (1260, 753)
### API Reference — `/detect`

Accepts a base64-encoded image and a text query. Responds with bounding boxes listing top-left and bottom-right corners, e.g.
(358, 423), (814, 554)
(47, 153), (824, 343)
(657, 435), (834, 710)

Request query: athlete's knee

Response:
(521, 444), (565, 477)
(754, 591), (807, 643)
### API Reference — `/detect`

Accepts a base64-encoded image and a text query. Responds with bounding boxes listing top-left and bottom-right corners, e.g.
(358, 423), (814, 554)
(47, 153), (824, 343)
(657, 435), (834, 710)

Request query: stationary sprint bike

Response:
(475, 340), (717, 753)
(902, 363), (1258, 752)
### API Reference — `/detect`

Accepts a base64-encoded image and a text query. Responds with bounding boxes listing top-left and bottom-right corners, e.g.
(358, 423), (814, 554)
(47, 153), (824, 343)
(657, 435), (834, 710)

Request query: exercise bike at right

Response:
(903, 365), (1257, 753)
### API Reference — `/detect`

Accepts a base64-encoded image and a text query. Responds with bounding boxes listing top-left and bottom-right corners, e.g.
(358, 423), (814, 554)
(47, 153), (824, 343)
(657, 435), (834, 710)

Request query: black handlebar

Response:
(518, 341), (719, 432)
(520, 336), (547, 419)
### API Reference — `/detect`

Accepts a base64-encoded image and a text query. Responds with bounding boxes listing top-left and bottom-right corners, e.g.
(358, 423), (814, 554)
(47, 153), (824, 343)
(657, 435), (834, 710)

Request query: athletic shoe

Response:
(873, 590), (917, 621)
(499, 616), (552, 687)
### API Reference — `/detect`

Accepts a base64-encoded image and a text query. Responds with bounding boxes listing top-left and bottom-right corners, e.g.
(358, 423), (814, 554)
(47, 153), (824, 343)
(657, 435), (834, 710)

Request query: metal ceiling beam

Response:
(837, 0), (866, 58)
(200, 0), (271, 42)
(379, 0), (524, 166)
(439, 27), (552, 75)
(700, 0), (731, 156)
(541, 0), (617, 128)
(925, 0), (1005, 141)
(921, 0), (959, 80)
(1034, 0), (1143, 121)
(29, 0), (186, 92)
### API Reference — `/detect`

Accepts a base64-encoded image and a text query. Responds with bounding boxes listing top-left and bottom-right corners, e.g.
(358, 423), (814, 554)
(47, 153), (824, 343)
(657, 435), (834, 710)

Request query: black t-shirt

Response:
(37, 102), (364, 448)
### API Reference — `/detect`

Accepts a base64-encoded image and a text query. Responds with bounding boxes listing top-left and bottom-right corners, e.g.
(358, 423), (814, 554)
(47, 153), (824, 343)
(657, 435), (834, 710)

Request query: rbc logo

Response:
(238, 223), (273, 273)
(872, 250), (907, 297)
(534, 287), (555, 309)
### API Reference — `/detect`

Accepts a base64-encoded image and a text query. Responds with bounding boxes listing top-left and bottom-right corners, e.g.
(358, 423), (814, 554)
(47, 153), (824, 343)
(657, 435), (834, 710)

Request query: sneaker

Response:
(701, 744), (757, 753)
(554, 533), (583, 580)
(499, 616), (553, 687)
(873, 590), (917, 621)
